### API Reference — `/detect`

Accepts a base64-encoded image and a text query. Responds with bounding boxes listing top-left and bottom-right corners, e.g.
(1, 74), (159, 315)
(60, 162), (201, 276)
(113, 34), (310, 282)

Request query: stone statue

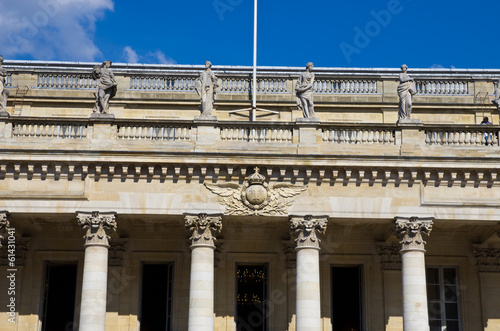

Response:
(92, 60), (117, 114)
(492, 79), (500, 113)
(397, 64), (416, 120)
(194, 61), (218, 116)
(0, 55), (10, 114)
(296, 62), (315, 119)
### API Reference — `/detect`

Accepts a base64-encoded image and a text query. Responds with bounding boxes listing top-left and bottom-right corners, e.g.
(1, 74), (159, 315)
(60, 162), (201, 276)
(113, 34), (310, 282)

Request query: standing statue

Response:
(397, 64), (416, 120)
(491, 79), (500, 114)
(194, 61), (218, 116)
(296, 62), (315, 118)
(92, 60), (117, 114)
(0, 55), (9, 113)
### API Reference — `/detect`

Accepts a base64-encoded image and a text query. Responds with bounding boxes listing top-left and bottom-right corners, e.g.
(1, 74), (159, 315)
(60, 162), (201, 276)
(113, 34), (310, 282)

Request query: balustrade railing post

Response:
(398, 119), (425, 155)
(193, 117), (219, 151)
(296, 119), (320, 153)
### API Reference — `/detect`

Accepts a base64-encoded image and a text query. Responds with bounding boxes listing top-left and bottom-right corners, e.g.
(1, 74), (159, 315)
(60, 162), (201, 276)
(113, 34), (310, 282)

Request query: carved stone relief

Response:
(394, 216), (433, 252)
(473, 244), (500, 272)
(185, 213), (222, 247)
(77, 211), (117, 247)
(377, 242), (402, 270)
(289, 215), (328, 249)
(205, 167), (307, 216)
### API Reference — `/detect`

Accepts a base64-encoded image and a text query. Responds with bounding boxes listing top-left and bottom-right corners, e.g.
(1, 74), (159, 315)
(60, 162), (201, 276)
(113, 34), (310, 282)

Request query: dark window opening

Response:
(331, 266), (363, 331)
(140, 263), (174, 331)
(41, 263), (78, 331)
(236, 265), (268, 331)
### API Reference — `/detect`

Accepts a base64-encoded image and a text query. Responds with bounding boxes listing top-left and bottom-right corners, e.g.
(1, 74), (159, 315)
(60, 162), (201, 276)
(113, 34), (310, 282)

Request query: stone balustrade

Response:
(12, 120), (88, 139)
(322, 126), (395, 144)
(425, 126), (499, 146)
(4, 61), (498, 101)
(219, 125), (293, 143)
(117, 124), (191, 141)
(414, 80), (468, 95)
(4, 117), (499, 151)
(314, 79), (378, 94)
(37, 73), (97, 89)
(129, 75), (197, 91)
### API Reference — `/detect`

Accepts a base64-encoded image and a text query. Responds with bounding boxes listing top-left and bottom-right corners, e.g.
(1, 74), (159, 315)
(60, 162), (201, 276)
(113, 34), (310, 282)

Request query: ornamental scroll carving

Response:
(473, 244), (500, 272)
(289, 215), (328, 249)
(185, 213), (222, 248)
(394, 216), (433, 252)
(77, 211), (117, 247)
(205, 167), (307, 216)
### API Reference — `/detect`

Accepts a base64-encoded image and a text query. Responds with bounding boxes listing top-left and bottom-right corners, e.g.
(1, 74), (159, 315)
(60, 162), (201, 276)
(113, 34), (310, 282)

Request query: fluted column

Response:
(185, 213), (222, 331)
(77, 211), (117, 331)
(394, 216), (433, 331)
(290, 215), (328, 331)
(0, 211), (9, 247)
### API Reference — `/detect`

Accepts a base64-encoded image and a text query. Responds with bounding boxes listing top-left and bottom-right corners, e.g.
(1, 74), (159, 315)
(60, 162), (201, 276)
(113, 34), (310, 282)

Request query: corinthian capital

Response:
(77, 211), (117, 247)
(289, 215), (328, 249)
(394, 216), (433, 252)
(184, 213), (223, 248)
(0, 211), (10, 248)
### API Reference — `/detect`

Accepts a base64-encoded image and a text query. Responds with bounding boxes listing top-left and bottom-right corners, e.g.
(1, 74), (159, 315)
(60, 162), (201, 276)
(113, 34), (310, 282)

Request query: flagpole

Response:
(252, 0), (257, 121)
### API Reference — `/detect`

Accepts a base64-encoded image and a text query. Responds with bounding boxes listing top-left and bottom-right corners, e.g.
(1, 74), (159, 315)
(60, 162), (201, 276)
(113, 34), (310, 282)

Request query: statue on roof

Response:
(194, 61), (218, 116)
(296, 62), (315, 119)
(397, 64), (416, 120)
(0, 55), (10, 115)
(92, 60), (117, 114)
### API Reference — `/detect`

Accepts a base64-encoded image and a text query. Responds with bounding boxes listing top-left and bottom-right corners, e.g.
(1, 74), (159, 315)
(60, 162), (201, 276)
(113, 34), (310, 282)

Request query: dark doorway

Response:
(236, 265), (268, 331)
(140, 263), (174, 331)
(41, 263), (78, 331)
(331, 266), (363, 331)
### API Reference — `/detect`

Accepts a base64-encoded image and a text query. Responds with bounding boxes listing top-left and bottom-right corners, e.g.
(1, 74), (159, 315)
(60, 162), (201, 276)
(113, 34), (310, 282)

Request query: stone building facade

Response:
(0, 61), (499, 331)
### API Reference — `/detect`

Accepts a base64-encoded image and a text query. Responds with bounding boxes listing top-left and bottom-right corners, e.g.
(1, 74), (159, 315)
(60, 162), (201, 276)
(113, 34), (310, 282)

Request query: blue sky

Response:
(1, 0), (498, 68)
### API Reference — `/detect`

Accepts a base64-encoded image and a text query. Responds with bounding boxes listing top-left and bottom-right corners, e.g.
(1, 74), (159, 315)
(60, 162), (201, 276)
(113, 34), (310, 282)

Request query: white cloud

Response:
(152, 50), (176, 65)
(123, 46), (139, 63)
(0, 0), (114, 61)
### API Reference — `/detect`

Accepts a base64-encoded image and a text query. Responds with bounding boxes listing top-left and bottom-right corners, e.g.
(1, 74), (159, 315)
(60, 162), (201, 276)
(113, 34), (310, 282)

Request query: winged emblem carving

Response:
(205, 167), (307, 216)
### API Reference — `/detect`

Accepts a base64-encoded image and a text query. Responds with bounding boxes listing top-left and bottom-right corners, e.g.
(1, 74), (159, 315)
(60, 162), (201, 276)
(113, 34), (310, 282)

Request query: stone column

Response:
(394, 216), (433, 331)
(0, 211), (9, 247)
(290, 215), (328, 331)
(185, 213), (223, 331)
(77, 211), (117, 331)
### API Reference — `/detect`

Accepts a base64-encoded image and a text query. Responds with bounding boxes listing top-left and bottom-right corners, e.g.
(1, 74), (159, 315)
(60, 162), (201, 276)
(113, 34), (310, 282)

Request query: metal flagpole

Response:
(228, 0), (278, 121)
(252, 0), (257, 121)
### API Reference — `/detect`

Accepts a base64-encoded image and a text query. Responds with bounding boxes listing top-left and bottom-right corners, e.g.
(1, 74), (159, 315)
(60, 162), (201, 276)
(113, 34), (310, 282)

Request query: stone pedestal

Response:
(77, 211), (117, 331)
(290, 215), (328, 331)
(394, 216), (433, 331)
(185, 213), (223, 331)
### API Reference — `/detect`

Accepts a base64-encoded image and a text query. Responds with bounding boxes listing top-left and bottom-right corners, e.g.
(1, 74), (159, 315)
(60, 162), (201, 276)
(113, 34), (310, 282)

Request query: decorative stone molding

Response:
(0, 211), (9, 248)
(108, 239), (128, 266)
(184, 213), (223, 248)
(394, 216), (434, 252)
(473, 244), (500, 272)
(281, 240), (297, 268)
(377, 242), (402, 270)
(0, 238), (30, 266)
(76, 211), (117, 247)
(205, 167), (307, 216)
(289, 215), (328, 250)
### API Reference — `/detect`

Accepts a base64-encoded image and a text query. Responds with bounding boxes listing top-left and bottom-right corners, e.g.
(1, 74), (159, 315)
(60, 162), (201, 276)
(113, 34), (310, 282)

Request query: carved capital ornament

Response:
(184, 213), (223, 248)
(394, 216), (433, 252)
(77, 211), (117, 247)
(289, 215), (328, 250)
(0, 211), (9, 248)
